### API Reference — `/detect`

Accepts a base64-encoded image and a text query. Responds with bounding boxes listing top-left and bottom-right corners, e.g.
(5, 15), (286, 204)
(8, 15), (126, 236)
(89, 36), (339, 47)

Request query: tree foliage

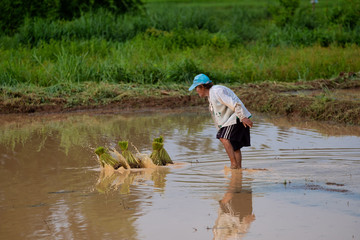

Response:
(269, 0), (300, 27)
(0, 0), (143, 34)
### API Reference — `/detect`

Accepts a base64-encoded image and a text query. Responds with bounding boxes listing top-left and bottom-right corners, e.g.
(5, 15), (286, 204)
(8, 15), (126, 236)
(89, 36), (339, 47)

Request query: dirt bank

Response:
(0, 94), (206, 115)
(1, 72), (359, 125)
(236, 72), (360, 125)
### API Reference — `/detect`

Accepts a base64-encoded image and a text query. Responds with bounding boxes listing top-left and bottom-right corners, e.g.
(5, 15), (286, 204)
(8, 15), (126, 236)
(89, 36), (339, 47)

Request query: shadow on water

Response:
(0, 109), (359, 240)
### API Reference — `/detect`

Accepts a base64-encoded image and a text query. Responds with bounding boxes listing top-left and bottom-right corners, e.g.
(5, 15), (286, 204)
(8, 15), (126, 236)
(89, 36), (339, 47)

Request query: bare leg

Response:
(219, 138), (238, 169)
(235, 149), (242, 168)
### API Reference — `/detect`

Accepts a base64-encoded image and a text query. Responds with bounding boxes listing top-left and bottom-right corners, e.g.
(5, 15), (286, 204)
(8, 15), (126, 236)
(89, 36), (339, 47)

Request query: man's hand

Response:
(242, 117), (253, 128)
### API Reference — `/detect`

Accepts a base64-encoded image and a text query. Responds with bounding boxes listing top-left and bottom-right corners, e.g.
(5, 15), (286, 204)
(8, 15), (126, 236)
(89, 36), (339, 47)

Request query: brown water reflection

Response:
(213, 169), (255, 240)
(95, 165), (171, 194)
(0, 109), (359, 240)
(262, 114), (360, 137)
(0, 110), (210, 240)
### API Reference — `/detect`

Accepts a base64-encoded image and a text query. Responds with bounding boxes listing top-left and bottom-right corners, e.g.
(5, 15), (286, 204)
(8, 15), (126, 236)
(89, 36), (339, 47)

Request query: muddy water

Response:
(0, 109), (360, 240)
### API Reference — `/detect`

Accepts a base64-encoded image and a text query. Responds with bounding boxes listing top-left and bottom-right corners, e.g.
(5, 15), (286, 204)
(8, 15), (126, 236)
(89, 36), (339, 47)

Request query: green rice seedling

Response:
(150, 141), (164, 166)
(153, 136), (163, 144)
(150, 136), (173, 165)
(118, 141), (141, 168)
(94, 146), (123, 169)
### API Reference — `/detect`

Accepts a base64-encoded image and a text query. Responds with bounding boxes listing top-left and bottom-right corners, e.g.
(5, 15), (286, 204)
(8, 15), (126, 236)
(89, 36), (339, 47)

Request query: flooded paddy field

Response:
(0, 109), (359, 240)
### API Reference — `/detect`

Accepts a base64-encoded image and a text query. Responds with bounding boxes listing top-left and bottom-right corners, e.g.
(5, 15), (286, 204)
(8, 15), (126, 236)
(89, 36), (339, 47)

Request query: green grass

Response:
(1, 0), (358, 48)
(143, 0), (342, 8)
(1, 0), (359, 102)
(1, 36), (360, 88)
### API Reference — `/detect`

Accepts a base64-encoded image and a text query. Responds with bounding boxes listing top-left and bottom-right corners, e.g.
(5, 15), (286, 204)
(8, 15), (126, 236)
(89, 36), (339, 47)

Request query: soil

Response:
(1, 72), (359, 125)
(0, 95), (206, 114)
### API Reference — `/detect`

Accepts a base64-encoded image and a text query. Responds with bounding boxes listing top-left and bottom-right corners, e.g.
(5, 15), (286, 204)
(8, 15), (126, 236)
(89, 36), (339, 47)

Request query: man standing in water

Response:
(189, 74), (253, 169)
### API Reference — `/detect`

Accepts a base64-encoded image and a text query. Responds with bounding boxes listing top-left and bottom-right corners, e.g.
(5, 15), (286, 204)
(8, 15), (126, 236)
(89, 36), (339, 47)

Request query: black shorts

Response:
(216, 118), (251, 151)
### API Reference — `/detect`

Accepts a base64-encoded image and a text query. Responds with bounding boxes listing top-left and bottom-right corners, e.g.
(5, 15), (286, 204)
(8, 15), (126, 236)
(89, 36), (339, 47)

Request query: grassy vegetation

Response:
(0, 0), (359, 123)
(2, 39), (360, 87)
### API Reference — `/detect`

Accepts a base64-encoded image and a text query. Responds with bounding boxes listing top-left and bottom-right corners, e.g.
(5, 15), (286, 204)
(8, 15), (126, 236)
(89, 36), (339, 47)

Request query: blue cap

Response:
(189, 74), (212, 91)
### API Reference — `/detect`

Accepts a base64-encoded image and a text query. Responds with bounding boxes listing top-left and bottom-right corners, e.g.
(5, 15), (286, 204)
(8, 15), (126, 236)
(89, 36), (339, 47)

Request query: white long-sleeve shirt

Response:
(208, 85), (252, 129)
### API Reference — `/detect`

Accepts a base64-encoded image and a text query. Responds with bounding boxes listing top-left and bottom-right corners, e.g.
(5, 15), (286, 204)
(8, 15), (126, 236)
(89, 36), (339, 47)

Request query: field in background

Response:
(0, 0), (359, 121)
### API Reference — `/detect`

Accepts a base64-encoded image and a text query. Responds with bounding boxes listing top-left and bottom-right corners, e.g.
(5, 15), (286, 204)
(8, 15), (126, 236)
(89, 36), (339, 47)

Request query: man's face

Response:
(195, 85), (206, 97)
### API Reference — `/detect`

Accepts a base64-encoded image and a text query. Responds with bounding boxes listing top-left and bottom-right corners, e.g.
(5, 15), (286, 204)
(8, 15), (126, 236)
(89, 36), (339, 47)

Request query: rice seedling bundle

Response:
(94, 146), (123, 169)
(118, 141), (141, 168)
(150, 136), (173, 166)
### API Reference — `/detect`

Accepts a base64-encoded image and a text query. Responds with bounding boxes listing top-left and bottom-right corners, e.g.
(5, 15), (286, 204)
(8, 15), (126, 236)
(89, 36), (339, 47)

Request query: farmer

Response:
(311, 0), (318, 11)
(189, 74), (253, 169)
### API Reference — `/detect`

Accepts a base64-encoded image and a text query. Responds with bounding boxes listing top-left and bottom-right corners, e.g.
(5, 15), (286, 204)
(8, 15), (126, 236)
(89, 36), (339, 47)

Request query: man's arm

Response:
(215, 88), (239, 111)
(216, 89), (253, 127)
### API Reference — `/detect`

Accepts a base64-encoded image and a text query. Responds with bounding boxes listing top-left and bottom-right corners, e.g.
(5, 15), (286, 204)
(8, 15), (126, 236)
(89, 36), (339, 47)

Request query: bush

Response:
(269, 0), (300, 27)
(133, 64), (165, 84)
(145, 5), (213, 32)
(167, 59), (204, 83)
(265, 25), (317, 47)
(293, 7), (323, 30)
(10, 9), (148, 46)
(0, 0), (143, 34)
(0, 0), (59, 34)
(330, 0), (360, 30)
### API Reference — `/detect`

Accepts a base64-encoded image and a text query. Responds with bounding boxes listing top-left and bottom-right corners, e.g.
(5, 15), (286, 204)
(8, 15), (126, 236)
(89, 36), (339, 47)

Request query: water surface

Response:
(0, 109), (359, 240)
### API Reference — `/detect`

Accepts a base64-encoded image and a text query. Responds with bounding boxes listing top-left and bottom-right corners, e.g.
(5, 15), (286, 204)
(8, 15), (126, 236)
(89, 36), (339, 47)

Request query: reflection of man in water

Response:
(213, 170), (255, 240)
